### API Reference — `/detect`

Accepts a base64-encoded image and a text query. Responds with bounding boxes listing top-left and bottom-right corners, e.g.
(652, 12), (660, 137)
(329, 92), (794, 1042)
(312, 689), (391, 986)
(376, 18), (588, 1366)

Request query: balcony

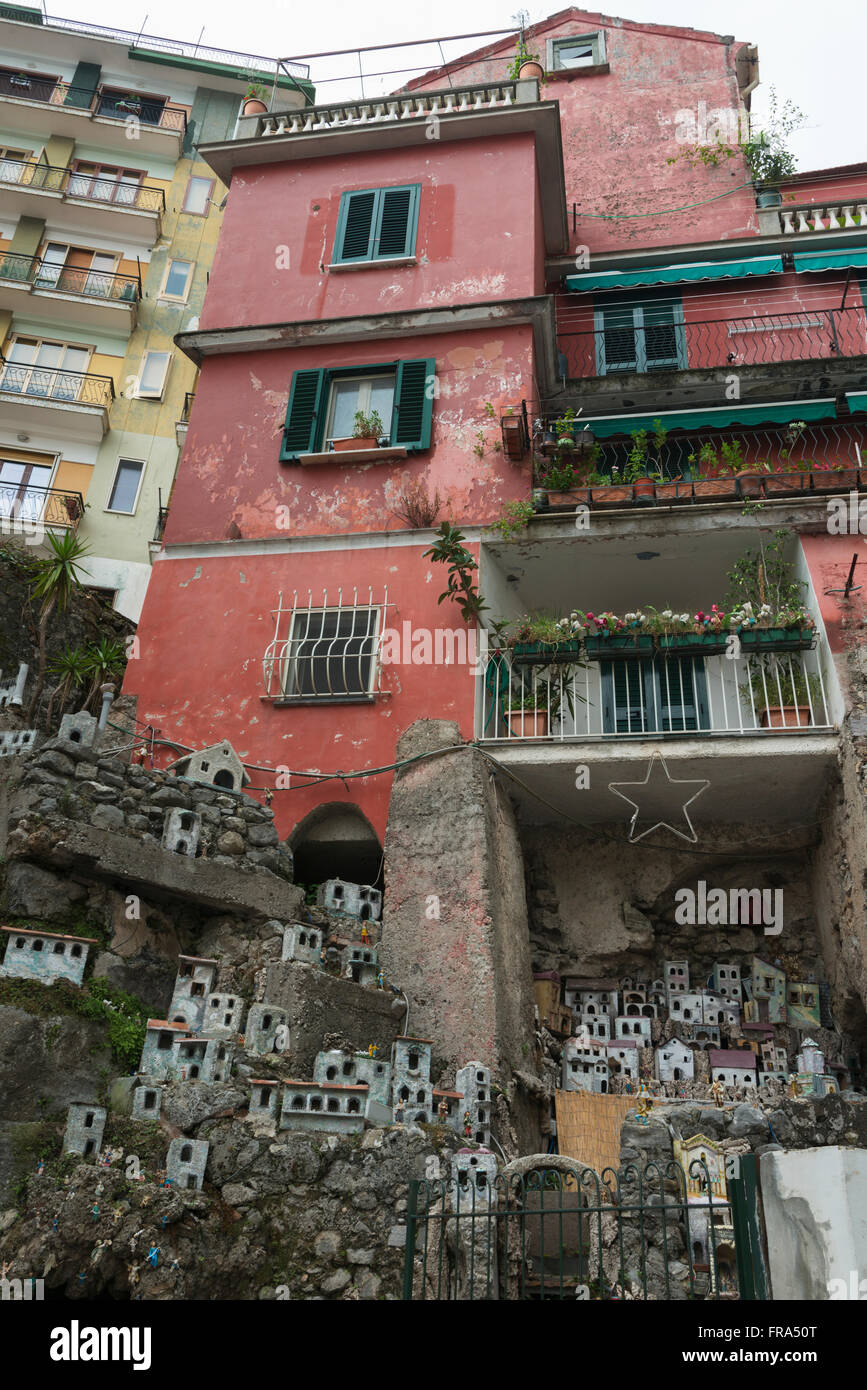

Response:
(0, 158), (164, 240)
(0, 483), (84, 532)
(476, 640), (837, 824)
(555, 304), (867, 411)
(0, 357), (114, 441)
(175, 390), (195, 446)
(0, 74), (187, 155)
(0, 251), (139, 331)
(530, 421), (867, 513)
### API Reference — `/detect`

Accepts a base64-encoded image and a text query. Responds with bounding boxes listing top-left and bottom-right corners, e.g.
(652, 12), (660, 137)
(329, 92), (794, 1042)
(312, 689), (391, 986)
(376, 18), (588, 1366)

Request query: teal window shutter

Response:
(281, 368), (326, 460)
(333, 185), (420, 264)
(601, 656), (709, 733)
(595, 299), (687, 375)
(334, 191), (377, 263)
(392, 359), (434, 451)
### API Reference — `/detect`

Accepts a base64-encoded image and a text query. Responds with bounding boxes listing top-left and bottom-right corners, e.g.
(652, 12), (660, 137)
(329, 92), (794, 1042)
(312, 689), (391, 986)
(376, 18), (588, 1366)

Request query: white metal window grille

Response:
(263, 589), (389, 702)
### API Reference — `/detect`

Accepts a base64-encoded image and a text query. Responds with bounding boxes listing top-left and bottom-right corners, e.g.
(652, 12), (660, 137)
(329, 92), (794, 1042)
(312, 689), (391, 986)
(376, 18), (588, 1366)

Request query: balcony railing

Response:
(0, 251), (139, 304)
(0, 72), (187, 131)
(0, 484), (84, 529)
(0, 357), (114, 409)
(532, 422), (867, 501)
(0, 157), (165, 212)
(479, 644), (833, 742)
(556, 304), (867, 379)
(180, 391), (196, 423)
(781, 203), (867, 234)
(257, 80), (524, 136)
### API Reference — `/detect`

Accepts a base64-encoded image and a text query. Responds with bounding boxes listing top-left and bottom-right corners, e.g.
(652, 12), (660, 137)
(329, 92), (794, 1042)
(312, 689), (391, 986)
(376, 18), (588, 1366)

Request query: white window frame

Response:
(136, 350), (172, 399)
(159, 258), (194, 302)
(105, 456), (145, 515)
(546, 32), (606, 71)
(323, 372), (396, 446)
(183, 176), (213, 216)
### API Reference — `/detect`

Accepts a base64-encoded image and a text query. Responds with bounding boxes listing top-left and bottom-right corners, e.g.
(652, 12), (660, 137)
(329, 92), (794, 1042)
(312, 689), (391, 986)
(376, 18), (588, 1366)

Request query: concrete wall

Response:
(382, 720), (538, 1138)
(761, 1146), (867, 1299)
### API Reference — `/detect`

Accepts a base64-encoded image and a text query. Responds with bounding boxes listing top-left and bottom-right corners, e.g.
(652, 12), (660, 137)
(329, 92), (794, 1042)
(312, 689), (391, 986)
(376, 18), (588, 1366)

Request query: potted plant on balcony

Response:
(63, 495), (82, 523)
(724, 529), (815, 652)
(810, 458), (861, 492)
(115, 95), (143, 115)
(762, 422), (813, 495)
(554, 408), (578, 452)
(243, 83), (268, 116)
(590, 464), (633, 508)
(690, 442), (740, 499)
(742, 90), (805, 210)
(508, 34), (545, 82)
(333, 409), (385, 452)
(507, 612), (586, 664)
(536, 457), (592, 507)
(624, 420), (668, 502)
(503, 687), (551, 738)
(584, 610), (655, 658)
(742, 656), (822, 728)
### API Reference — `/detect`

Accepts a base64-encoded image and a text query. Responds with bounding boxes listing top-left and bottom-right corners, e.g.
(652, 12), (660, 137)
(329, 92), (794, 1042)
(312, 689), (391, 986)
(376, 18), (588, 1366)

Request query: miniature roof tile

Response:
(533, 971), (561, 982)
(177, 955), (219, 966)
(249, 1078), (278, 1085)
(563, 977), (618, 990)
(283, 1080), (369, 1091)
(2, 925), (99, 944)
(606, 1039), (638, 1049)
(741, 1022), (774, 1032)
(146, 1019), (190, 1031)
(710, 1049), (757, 1068)
(432, 1089), (463, 1098)
(394, 1036), (433, 1044)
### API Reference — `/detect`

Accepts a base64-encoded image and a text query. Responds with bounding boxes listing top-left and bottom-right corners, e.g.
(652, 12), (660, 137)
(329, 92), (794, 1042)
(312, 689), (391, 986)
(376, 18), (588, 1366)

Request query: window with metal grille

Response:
(594, 299), (686, 374)
(332, 184), (421, 265)
(601, 656), (709, 734)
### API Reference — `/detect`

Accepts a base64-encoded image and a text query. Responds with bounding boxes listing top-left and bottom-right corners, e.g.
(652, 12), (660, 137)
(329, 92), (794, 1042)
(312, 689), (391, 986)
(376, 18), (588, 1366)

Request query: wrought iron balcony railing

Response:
(532, 421), (867, 493)
(0, 357), (115, 409)
(478, 643), (833, 743)
(556, 303), (867, 379)
(0, 71), (187, 131)
(0, 484), (84, 529)
(180, 391), (196, 423)
(0, 157), (166, 212)
(0, 251), (139, 304)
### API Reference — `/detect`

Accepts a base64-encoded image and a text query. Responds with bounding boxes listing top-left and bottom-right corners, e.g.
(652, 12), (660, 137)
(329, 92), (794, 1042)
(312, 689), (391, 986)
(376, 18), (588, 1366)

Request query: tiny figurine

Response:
(438, 1097), (449, 1123)
(170, 1258), (180, 1273)
(91, 1204), (100, 1221)
(377, 969), (385, 989)
(360, 923), (370, 944)
(36, 1158), (44, 1176)
(77, 1271), (86, 1284)
(710, 1078), (726, 1108)
(147, 1246), (159, 1268)
(367, 1042), (378, 1059)
(634, 1097), (650, 1126)
(52, 1219), (58, 1233)
(463, 1109), (472, 1138)
(264, 787), (273, 807)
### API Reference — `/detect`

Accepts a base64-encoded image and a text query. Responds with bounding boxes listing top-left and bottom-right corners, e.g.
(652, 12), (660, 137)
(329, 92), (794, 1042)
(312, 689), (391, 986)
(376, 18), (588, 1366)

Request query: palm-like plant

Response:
(81, 637), (126, 710)
(26, 531), (90, 725)
(45, 644), (89, 727)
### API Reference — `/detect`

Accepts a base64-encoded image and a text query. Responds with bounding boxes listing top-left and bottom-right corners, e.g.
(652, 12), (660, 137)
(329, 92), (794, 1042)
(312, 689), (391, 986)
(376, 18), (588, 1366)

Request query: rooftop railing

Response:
(257, 79), (525, 136)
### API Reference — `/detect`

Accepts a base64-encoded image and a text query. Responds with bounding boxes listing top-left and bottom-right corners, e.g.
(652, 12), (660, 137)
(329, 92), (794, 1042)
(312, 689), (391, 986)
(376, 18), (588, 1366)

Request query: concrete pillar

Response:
(382, 720), (538, 1136)
(8, 216), (45, 258)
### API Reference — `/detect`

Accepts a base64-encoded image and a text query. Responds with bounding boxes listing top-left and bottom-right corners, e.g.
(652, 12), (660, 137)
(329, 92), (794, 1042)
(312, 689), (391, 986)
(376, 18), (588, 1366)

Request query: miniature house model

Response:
(709, 1049), (757, 1087)
(64, 1102), (106, 1158)
(172, 741), (249, 792)
(168, 956), (220, 1031)
(655, 1038), (695, 1082)
(0, 926), (98, 988)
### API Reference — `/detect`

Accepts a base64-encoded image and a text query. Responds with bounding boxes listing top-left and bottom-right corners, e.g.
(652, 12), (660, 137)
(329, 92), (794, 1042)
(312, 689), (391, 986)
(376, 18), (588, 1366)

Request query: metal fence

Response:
(404, 1159), (764, 1301)
(0, 68), (187, 130)
(0, 251), (139, 303)
(0, 358), (114, 409)
(0, 157), (165, 212)
(480, 642), (833, 741)
(556, 304), (867, 378)
(0, 484), (84, 529)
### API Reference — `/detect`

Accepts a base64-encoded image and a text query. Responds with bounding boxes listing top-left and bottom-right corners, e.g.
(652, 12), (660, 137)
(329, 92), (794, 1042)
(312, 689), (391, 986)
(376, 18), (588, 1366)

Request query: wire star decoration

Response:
(608, 752), (710, 843)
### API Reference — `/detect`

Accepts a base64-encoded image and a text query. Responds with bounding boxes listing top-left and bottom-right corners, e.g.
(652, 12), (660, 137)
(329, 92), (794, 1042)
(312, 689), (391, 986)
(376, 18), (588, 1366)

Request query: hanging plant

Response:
(422, 521), (487, 623)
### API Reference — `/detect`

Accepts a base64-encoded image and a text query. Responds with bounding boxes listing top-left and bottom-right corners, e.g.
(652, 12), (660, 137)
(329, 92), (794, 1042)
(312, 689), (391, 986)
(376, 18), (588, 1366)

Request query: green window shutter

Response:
(375, 185), (420, 258)
(643, 303), (682, 369)
(281, 368), (326, 460)
(392, 359), (434, 452)
(334, 191), (377, 263)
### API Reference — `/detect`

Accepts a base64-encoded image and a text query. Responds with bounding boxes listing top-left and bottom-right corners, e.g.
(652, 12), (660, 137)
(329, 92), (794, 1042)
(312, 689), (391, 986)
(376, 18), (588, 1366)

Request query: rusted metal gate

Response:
(403, 1157), (767, 1301)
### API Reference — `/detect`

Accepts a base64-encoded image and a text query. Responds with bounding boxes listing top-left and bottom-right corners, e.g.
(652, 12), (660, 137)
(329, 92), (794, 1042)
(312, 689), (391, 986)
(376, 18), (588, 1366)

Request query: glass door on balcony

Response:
(0, 457), (53, 522)
(0, 146), (28, 182)
(67, 163), (143, 206)
(97, 90), (167, 127)
(33, 242), (69, 289)
(594, 299), (687, 374)
(601, 656), (710, 734)
(0, 337), (92, 401)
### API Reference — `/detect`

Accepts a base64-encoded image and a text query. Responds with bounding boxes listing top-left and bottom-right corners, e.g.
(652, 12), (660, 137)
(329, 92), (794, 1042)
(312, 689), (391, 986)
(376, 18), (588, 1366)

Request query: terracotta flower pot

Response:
(633, 477), (655, 500)
(519, 60), (544, 79)
(333, 436), (378, 452)
(763, 472), (809, 495)
(506, 709), (549, 738)
(736, 471), (765, 498)
(693, 478), (738, 499)
(546, 488), (591, 507)
(591, 484), (633, 507)
(655, 478), (690, 503)
(243, 97), (268, 115)
(760, 705), (813, 729)
(810, 467), (859, 493)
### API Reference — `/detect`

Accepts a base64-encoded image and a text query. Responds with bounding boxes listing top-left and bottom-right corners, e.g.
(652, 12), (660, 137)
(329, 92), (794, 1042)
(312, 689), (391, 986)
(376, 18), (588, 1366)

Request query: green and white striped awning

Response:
(566, 255), (784, 293)
(581, 398), (837, 437)
(846, 391), (867, 414)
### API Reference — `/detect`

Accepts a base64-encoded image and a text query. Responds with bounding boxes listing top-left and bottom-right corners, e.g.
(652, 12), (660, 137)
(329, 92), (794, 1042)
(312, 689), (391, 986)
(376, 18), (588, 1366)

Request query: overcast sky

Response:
(51, 0), (865, 171)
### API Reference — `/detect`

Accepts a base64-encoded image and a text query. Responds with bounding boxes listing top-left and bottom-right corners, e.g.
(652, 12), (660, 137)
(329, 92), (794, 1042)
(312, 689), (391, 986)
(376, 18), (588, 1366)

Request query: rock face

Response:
(0, 1121), (460, 1301)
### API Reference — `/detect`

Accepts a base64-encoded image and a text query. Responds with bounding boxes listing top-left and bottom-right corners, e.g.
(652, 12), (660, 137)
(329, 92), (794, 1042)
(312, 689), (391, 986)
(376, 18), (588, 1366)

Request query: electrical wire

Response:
(575, 182), (756, 219)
